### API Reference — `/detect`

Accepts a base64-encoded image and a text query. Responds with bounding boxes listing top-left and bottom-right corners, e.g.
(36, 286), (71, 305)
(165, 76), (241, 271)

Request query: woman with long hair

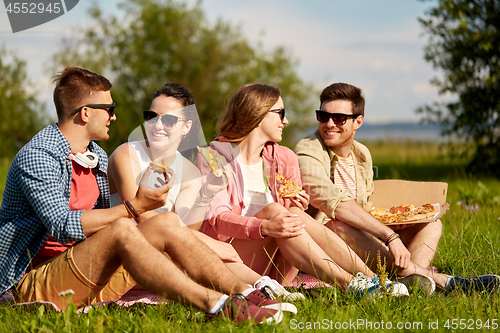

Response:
(197, 83), (409, 299)
(108, 83), (303, 301)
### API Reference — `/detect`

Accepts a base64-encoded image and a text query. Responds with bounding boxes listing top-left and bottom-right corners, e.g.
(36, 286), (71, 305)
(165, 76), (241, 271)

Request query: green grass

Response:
(1, 140), (500, 332)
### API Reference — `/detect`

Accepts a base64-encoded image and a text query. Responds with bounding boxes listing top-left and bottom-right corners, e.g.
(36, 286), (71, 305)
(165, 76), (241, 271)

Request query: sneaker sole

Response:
(261, 302), (297, 314)
(398, 274), (436, 295)
(281, 292), (306, 301)
(260, 309), (283, 324)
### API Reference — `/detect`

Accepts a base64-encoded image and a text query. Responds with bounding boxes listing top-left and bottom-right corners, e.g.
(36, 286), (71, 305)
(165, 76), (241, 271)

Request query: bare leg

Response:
(224, 262), (262, 285)
(231, 205), (355, 290)
(72, 216), (222, 310)
(73, 212), (250, 310)
(330, 220), (449, 288)
(136, 212), (249, 295)
(398, 220), (442, 268)
(268, 250), (300, 287)
(291, 207), (375, 278)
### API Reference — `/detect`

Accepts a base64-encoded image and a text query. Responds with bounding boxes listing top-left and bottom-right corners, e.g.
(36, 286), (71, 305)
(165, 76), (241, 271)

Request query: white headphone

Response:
(67, 151), (99, 168)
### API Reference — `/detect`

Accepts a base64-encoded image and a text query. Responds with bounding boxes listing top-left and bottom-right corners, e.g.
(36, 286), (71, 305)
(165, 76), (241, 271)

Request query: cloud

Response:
(1, 0), (440, 123)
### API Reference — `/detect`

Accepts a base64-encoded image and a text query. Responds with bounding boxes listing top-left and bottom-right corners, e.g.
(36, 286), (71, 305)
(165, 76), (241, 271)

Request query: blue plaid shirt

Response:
(0, 124), (110, 294)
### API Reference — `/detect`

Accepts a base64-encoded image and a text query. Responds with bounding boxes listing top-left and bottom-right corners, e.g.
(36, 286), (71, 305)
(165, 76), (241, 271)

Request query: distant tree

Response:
(0, 46), (50, 160)
(418, 0), (500, 175)
(51, 0), (316, 154)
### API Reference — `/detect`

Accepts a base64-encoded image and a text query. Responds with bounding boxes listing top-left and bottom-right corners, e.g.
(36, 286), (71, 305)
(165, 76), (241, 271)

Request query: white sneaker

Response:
(254, 276), (305, 301)
(346, 273), (409, 300)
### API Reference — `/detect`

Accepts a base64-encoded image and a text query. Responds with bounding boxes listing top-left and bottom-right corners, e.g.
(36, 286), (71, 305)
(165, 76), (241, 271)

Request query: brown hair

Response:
(320, 83), (365, 116)
(53, 66), (112, 121)
(218, 83), (280, 142)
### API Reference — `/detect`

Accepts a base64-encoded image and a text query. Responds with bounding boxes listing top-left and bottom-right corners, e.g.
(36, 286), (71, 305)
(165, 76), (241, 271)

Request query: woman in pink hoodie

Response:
(197, 83), (409, 299)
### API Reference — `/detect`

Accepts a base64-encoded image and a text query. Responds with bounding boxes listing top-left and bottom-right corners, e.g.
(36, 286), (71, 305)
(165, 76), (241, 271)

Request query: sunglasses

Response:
(315, 110), (359, 125)
(143, 110), (187, 129)
(269, 108), (285, 121)
(72, 103), (116, 117)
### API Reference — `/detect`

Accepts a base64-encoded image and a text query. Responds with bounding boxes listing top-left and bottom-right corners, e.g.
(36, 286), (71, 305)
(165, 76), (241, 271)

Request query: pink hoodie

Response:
(196, 139), (302, 242)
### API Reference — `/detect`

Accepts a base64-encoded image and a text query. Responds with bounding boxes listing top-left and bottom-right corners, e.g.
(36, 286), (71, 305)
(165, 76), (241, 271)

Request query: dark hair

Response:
(320, 83), (365, 116)
(218, 83), (281, 142)
(53, 66), (112, 121)
(151, 83), (200, 153)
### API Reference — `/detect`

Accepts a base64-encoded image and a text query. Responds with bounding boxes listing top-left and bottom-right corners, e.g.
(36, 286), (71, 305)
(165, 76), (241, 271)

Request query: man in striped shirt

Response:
(295, 83), (446, 292)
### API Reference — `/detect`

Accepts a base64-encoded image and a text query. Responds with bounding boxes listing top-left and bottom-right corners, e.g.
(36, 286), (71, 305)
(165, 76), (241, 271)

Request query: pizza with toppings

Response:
(149, 161), (174, 182)
(197, 146), (226, 177)
(370, 203), (439, 224)
(370, 207), (399, 224)
(389, 204), (414, 215)
(275, 173), (302, 198)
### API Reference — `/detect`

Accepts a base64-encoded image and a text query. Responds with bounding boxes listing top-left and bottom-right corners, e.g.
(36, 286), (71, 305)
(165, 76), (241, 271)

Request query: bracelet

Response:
(196, 185), (216, 205)
(385, 232), (397, 244)
(194, 198), (211, 207)
(386, 235), (400, 246)
(124, 200), (139, 219)
(385, 232), (400, 246)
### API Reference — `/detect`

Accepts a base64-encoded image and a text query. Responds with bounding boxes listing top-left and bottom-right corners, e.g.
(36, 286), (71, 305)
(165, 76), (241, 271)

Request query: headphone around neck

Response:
(67, 151), (99, 168)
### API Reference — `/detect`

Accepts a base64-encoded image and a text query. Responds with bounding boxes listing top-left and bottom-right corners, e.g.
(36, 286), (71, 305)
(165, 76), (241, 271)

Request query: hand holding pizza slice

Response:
(197, 146), (226, 177)
(149, 161), (174, 183)
(275, 173), (304, 198)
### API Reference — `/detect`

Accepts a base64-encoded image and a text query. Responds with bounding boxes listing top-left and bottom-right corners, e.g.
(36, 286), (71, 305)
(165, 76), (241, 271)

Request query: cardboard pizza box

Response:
(364, 179), (449, 225)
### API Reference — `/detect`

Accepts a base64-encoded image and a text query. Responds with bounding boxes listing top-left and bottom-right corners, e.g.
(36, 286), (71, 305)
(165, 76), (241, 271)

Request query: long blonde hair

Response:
(218, 83), (280, 142)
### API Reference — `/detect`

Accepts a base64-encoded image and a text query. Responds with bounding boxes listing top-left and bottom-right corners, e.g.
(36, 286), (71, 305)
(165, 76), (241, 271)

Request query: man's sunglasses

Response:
(269, 108), (285, 121)
(72, 103), (116, 117)
(143, 110), (187, 129)
(315, 110), (359, 125)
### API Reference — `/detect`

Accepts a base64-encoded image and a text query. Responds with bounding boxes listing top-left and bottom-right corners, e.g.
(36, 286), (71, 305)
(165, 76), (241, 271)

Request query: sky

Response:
(0, 0), (442, 124)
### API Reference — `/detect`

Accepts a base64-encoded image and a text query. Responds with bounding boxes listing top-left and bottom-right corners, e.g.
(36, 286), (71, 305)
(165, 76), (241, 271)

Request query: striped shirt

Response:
(334, 154), (357, 199)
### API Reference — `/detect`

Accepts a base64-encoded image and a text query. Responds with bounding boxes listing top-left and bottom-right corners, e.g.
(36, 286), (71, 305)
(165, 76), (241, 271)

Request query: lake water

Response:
(355, 122), (443, 141)
(296, 122), (443, 142)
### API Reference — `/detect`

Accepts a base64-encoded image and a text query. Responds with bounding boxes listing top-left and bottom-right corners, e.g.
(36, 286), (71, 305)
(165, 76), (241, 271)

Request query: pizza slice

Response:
(275, 173), (302, 198)
(401, 203), (439, 222)
(370, 207), (398, 224)
(197, 146), (225, 177)
(149, 161), (174, 182)
(389, 204), (414, 215)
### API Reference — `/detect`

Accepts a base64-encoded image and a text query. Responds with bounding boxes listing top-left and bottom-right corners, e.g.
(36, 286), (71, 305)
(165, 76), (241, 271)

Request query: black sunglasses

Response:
(269, 108), (285, 121)
(143, 110), (187, 129)
(315, 110), (359, 125)
(72, 103), (116, 117)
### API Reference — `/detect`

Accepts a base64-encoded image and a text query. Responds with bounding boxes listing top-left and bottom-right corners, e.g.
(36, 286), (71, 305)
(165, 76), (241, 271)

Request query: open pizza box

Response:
(363, 180), (450, 225)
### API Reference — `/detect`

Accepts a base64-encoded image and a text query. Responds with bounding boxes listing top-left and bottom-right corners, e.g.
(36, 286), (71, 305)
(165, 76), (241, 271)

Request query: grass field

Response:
(1, 140), (499, 332)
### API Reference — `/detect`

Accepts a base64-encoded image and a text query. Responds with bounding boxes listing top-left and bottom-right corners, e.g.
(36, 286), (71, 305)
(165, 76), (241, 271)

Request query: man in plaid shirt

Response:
(0, 67), (286, 323)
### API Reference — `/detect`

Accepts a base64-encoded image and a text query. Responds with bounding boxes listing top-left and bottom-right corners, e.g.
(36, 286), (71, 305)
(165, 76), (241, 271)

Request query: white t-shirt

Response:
(110, 141), (183, 213)
(239, 159), (275, 217)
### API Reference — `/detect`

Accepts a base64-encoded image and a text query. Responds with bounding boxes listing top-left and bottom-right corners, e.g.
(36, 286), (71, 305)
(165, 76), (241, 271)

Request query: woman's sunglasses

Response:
(143, 110), (187, 129)
(72, 103), (116, 117)
(315, 110), (359, 126)
(269, 108), (285, 121)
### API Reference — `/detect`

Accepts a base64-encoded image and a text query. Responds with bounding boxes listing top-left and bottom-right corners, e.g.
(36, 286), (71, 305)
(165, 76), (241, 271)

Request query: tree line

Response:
(1, 0), (499, 176)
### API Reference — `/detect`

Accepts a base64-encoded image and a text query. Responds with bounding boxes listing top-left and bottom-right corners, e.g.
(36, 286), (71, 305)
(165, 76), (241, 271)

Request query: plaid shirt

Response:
(0, 124), (110, 294)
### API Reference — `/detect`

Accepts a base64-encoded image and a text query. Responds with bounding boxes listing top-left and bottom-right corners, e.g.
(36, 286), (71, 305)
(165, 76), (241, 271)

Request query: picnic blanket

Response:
(0, 289), (168, 313)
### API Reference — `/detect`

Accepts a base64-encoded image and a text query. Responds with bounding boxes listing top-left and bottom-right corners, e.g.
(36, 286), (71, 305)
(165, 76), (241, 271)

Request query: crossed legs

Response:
(329, 220), (449, 287)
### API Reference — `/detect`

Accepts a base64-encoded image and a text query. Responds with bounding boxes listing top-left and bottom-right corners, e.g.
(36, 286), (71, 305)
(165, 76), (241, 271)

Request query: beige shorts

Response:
(14, 246), (136, 310)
